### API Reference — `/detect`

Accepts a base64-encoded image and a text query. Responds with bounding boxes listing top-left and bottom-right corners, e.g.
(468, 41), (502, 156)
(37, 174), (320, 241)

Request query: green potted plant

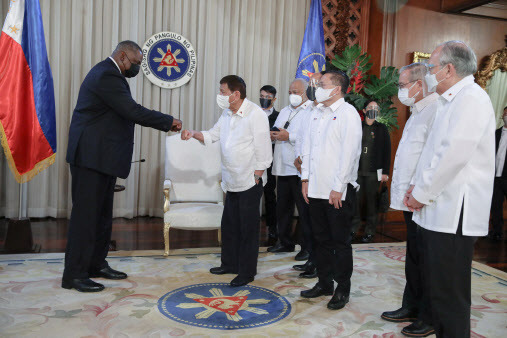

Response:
(328, 44), (400, 131)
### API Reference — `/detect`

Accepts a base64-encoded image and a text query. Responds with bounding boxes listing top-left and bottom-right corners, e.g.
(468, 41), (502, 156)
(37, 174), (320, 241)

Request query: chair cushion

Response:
(164, 203), (223, 230)
(165, 135), (223, 203)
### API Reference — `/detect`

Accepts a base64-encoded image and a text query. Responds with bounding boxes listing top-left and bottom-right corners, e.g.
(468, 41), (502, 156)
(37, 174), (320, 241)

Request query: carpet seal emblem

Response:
(158, 283), (292, 329)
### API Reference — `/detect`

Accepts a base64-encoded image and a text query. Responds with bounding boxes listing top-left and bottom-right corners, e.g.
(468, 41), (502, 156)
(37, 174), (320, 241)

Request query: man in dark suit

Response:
(351, 100), (391, 243)
(260, 85), (279, 243)
(489, 106), (507, 241)
(63, 40), (182, 292)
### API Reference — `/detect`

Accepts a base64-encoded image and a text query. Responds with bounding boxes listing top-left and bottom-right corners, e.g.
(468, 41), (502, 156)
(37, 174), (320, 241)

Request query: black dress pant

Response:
(352, 175), (379, 236)
(490, 177), (507, 235)
(263, 165), (277, 231)
(419, 210), (477, 338)
(220, 181), (264, 278)
(309, 185), (356, 293)
(402, 211), (431, 324)
(63, 165), (116, 280)
(276, 175), (312, 255)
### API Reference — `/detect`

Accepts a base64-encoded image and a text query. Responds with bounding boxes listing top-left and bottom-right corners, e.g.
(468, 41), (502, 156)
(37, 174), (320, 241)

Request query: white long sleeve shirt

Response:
(301, 98), (362, 200)
(495, 127), (507, 176)
(411, 75), (496, 236)
(202, 98), (273, 193)
(390, 93), (439, 211)
(272, 100), (313, 176)
(295, 102), (319, 159)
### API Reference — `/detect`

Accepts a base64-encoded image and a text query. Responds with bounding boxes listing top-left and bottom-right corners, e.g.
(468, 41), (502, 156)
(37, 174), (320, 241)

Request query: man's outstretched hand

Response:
(171, 118), (182, 132)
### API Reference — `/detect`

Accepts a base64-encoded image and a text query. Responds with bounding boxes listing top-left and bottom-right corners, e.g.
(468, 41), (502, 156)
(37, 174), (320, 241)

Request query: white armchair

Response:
(163, 135), (223, 256)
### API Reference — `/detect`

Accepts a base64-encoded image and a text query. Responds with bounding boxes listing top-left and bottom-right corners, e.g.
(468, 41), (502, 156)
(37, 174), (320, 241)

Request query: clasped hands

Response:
(404, 185), (425, 212)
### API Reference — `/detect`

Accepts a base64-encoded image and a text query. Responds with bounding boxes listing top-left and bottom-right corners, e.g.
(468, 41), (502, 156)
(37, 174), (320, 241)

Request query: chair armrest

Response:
(163, 186), (171, 213)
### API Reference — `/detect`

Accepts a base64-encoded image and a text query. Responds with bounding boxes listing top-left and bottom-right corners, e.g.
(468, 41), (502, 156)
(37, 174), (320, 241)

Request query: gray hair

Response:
(291, 78), (309, 91)
(437, 40), (477, 77)
(114, 40), (142, 54)
(400, 63), (428, 82)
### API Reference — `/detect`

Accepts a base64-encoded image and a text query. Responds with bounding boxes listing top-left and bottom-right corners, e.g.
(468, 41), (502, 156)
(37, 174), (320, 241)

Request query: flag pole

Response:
(3, 181), (36, 253)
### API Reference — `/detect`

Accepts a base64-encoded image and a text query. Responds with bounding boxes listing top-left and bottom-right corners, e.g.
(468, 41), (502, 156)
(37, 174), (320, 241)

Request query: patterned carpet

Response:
(0, 243), (506, 337)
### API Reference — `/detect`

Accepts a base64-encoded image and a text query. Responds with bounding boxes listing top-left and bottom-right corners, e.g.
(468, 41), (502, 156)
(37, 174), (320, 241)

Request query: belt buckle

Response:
(363, 146), (368, 154)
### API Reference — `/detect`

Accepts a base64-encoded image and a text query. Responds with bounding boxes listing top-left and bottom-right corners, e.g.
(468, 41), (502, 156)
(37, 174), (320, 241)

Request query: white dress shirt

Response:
(295, 102), (319, 159)
(411, 75), (496, 236)
(390, 93), (439, 211)
(496, 127), (507, 177)
(108, 56), (121, 73)
(202, 98), (273, 193)
(272, 100), (313, 176)
(263, 107), (274, 117)
(301, 98), (362, 200)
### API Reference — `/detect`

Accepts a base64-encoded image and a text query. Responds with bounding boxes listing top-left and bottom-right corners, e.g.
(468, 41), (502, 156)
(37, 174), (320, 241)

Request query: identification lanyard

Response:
(284, 106), (303, 129)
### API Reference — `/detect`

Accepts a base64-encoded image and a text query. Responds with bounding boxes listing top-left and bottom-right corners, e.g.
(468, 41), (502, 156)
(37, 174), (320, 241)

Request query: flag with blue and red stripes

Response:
(0, 0), (56, 183)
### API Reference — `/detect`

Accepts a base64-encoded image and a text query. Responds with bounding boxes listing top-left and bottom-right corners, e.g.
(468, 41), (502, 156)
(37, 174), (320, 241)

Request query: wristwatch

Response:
(254, 174), (261, 182)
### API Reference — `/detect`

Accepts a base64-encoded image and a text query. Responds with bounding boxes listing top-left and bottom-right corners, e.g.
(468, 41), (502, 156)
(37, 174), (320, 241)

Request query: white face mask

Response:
(398, 81), (420, 107)
(424, 65), (446, 93)
(315, 86), (337, 103)
(216, 93), (233, 110)
(289, 94), (303, 107)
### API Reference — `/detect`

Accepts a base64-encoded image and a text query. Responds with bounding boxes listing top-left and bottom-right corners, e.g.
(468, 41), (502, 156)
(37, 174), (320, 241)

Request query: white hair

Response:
(400, 63), (428, 82)
(291, 78), (309, 91)
(437, 40), (477, 77)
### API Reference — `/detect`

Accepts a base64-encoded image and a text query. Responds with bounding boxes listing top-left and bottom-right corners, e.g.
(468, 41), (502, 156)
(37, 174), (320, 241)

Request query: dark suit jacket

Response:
(66, 58), (174, 179)
(359, 121), (391, 174)
(495, 127), (507, 178)
(268, 108), (279, 129)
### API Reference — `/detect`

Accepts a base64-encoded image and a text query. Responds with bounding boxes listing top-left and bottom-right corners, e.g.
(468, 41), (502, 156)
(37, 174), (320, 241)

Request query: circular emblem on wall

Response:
(141, 31), (197, 89)
(157, 283), (292, 330)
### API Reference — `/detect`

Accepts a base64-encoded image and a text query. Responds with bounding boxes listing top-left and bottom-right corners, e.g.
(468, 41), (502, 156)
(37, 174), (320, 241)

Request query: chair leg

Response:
(164, 222), (171, 256)
(217, 228), (222, 246)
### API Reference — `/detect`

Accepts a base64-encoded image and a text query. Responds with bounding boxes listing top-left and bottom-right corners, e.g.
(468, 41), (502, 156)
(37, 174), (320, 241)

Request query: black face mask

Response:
(259, 98), (272, 109)
(122, 52), (141, 78)
(306, 86), (316, 101)
(125, 63), (140, 78)
(365, 109), (379, 119)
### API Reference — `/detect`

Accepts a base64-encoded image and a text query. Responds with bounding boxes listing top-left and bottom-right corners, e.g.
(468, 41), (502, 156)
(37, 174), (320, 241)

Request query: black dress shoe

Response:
(381, 307), (418, 322)
(294, 250), (309, 261)
(230, 275), (254, 287)
(362, 234), (374, 243)
(401, 320), (435, 337)
(299, 269), (317, 279)
(61, 278), (105, 292)
(89, 267), (127, 280)
(293, 261), (310, 271)
(327, 290), (349, 310)
(300, 283), (333, 298)
(210, 266), (234, 275)
(267, 243), (295, 253)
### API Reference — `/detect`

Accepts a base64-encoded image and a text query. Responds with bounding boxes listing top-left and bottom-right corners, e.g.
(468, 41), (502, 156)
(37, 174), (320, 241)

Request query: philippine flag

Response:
(0, 0), (56, 183)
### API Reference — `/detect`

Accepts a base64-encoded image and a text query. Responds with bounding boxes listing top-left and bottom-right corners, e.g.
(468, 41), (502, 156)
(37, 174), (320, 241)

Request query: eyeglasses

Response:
(397, 79), (418, 89)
